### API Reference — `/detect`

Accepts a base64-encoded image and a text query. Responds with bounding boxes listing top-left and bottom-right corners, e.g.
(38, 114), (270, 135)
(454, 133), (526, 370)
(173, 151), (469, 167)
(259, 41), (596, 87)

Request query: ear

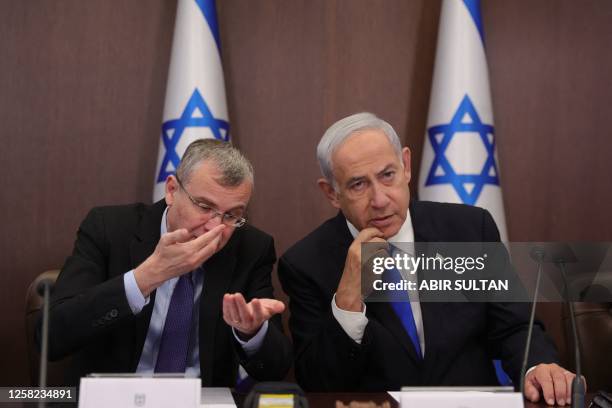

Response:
(317, 178), (341, 209)
(165, 175), (179, 206)
(401, 147), (412, 183)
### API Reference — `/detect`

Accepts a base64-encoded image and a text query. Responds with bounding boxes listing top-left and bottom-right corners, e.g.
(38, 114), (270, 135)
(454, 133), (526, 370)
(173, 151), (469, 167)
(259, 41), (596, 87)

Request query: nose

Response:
(204, 212), (223, 228)
(369, 182), (390, 209)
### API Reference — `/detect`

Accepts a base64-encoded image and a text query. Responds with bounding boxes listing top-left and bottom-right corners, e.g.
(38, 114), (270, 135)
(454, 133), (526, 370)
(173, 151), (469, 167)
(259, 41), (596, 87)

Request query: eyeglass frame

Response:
(174, 174), (248, 228)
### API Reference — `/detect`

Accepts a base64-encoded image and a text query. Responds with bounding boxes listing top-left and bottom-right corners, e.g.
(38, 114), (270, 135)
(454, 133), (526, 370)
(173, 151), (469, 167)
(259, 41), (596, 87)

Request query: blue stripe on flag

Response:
(194, 0), (222, 52)
(462, 0), (485, 45)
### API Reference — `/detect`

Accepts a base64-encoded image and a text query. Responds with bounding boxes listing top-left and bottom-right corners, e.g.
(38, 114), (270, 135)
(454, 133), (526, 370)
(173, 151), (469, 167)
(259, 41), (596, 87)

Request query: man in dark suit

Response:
(278, 112), (582, 406)
(42, 139), (291, 386)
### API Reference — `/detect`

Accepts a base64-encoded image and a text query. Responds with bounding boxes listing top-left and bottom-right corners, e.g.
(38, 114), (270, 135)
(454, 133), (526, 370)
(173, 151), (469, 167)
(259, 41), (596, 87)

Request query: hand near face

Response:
(134, 224), (225, 297)
(223, 293), (285, 338)
(336, 227), (387, 312)
(524, 363), (586, 406)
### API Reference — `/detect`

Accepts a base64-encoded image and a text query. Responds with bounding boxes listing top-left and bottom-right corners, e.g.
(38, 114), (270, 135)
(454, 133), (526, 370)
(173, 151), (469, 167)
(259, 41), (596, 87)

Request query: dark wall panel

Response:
(0, 0), (176, 384)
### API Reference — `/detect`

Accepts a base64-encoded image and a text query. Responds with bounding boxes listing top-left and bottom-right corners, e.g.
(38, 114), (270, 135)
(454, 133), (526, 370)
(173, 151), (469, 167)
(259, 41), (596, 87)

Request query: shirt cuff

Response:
(123, 270), (150, 314)
(233, 320), (269, 357)
(331, 293), (368, 344)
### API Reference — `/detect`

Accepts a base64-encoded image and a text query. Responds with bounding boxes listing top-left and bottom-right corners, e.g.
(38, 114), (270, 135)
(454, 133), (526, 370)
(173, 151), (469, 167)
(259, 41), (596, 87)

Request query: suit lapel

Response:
(410, 200), (447, 381)
(368, 302), (424, 364)
(128, 200), (165, 370)
(198, 237), (238, 386)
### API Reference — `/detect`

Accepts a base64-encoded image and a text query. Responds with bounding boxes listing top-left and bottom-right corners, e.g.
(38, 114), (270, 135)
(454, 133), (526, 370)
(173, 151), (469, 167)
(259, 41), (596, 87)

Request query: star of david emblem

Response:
(156, 88), (230, 182)
(424, 94), (499, 205)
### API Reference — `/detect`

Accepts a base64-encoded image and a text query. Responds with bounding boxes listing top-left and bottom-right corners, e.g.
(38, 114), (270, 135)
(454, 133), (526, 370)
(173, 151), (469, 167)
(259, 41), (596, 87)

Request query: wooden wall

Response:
(0, 0), (610, 385)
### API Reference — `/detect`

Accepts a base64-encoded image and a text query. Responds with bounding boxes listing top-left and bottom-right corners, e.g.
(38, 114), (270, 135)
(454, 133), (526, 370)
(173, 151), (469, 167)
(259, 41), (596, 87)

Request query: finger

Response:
(564, 372), (574, 404)
(260, 298), (285, 316)
(523, 374), (541, 402)
(357, 227), (385, 243)
(551, 369), (568, 406)
(251, 298), (264, 324)
(162, 228), (192, 244)
(192, 233), (223, 265)
(226, 294), (240, 325)
(534, 369), (555, 406)
(190, 225), (225, 249)
(222, 293), (234, 323)
(234, 293), (254, 327)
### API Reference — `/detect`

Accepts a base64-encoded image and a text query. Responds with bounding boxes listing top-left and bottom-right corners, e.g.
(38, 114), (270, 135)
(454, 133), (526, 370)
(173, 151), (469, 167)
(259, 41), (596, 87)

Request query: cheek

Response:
(219, 228), (234, 245)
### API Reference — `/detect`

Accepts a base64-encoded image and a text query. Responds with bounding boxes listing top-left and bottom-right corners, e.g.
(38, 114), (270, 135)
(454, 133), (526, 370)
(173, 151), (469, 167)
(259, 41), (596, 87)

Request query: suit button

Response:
(257, 362), (264, 369)
(110, 309), (118, 318)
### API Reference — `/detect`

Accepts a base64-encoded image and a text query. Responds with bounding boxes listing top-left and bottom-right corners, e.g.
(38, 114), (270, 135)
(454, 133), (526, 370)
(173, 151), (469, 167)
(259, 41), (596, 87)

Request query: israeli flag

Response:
(418, 0), (508, 242)
(153, 0), (230, 201)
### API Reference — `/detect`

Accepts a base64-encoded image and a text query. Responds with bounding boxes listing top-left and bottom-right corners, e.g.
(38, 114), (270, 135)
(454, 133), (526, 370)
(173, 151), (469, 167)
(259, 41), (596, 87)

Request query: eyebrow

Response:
(345, 175), (366, 187)
(345, 163), (397, 187)
(192, 195), (247, 213)
(377, 164), (397, 177)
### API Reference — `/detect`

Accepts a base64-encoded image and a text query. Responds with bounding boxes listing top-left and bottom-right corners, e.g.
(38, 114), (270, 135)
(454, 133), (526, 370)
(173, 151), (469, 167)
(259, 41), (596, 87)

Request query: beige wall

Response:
(1, 0), (611, 385)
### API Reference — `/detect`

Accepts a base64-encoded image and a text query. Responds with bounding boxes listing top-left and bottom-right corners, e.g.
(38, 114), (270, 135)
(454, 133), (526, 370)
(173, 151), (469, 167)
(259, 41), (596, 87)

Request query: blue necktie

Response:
(383, 253), (423, 359)
(155, 273), (194, 372)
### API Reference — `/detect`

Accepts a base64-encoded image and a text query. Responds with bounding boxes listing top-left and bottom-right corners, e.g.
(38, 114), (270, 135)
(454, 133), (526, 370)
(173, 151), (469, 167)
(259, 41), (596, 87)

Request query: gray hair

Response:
(177, 139), (254, 187)
(317, 112), (403, 186)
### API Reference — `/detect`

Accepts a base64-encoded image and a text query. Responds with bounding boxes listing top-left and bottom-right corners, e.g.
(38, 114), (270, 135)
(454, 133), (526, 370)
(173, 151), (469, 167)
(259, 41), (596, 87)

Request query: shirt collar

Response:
(160, 206), (169, 236)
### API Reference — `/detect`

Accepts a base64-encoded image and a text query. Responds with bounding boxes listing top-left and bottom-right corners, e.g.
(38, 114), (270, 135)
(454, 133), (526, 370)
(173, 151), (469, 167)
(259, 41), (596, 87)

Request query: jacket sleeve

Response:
(278, 255), (373, 391)
(39, 208), (136, 360)
(235, 236), (293, 381)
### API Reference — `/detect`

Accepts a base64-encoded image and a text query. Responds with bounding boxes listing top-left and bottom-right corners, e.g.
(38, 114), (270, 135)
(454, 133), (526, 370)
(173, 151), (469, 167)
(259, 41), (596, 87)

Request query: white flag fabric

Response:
(153, 0), (230, 201)
(418, 0), (508, 242)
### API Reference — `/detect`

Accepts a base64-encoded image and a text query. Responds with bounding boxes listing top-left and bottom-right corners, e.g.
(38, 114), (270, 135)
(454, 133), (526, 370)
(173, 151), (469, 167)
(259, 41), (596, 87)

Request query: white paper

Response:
(79, 377), (201, 408)
(387, 391), (401, 402)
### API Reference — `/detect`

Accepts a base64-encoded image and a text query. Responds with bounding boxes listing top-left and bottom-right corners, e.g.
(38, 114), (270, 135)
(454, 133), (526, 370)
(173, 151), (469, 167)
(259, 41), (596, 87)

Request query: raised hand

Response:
(223, 293), (285, 338)
(335, 227), (387, 312)
(134, 224), (225, 296)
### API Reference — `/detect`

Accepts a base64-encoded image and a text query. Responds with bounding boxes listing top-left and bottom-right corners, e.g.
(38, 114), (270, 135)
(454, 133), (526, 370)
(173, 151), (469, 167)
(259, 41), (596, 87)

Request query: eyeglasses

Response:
(175, 175), (247, 228)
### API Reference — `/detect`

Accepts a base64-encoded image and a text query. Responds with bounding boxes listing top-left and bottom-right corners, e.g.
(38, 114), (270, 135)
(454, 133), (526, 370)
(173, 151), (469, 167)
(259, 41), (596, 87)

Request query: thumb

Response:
(260, 299), (285, 315)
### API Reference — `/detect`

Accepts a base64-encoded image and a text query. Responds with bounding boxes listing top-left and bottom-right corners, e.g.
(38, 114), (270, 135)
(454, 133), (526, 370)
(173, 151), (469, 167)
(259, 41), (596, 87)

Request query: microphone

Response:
(520, 244), (584, 408)
(37, 278), (55, 392)
(519, 246), (545, 397)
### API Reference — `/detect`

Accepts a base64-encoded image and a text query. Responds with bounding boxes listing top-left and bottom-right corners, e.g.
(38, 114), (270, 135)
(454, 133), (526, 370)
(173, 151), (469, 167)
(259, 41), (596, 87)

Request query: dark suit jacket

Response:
(278, 200), (559, 391)
(44, 200), (291, 386)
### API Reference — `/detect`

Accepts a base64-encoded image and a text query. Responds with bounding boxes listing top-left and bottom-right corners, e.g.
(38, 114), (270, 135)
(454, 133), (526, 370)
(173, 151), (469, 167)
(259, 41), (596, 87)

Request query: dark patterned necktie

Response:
(155, 273), (194, 372)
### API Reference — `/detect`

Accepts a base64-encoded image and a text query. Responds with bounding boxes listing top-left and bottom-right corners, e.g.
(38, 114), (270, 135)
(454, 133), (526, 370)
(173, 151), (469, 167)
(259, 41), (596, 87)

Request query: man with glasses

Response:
(42, 139), (291, 386)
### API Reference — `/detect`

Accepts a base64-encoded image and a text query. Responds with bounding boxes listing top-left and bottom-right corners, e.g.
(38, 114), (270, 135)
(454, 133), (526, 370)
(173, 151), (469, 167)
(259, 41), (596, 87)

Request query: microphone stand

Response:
(557, 260), (585, 408)
(37, 279), (52, 408)
(519, 247), (545, 397)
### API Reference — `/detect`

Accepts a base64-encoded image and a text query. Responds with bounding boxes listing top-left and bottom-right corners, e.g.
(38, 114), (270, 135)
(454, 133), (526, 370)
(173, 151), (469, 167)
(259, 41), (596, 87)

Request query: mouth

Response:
(369, 214), (394, 228)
